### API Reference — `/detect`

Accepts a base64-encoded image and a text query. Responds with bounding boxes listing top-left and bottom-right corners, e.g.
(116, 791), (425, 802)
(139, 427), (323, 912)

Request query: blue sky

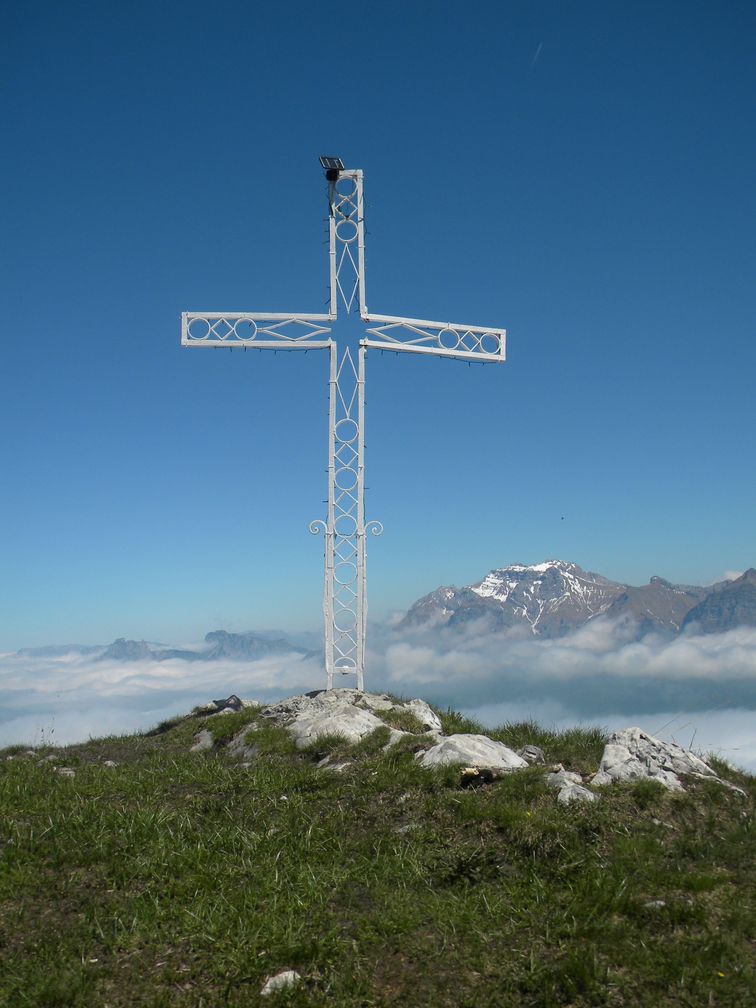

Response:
(2, 0), (754, 650)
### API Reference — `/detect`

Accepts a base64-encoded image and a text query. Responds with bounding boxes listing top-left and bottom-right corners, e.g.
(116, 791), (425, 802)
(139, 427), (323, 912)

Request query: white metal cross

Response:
(182, 162), (506, 690)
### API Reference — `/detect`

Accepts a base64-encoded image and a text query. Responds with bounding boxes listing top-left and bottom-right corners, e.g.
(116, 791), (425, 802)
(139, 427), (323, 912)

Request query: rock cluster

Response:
(185, 689), (740, 801)
(259, 688), (442, 748)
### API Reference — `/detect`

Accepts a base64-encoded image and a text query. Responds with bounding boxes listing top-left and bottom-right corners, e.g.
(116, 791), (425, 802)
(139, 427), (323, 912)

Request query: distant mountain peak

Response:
(402, 560), (626, 637)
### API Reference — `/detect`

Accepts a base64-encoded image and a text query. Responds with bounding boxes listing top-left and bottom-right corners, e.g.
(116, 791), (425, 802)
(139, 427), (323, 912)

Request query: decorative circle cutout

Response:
(335, 466), (357, 491)
(481, 332), (499, 354)
(335, 176), (357, 197)
(438, 327), (459, 350)
(334, 561), (357, 585)
(233, 319), (257, 341)
(334, 609), (357, 633)
(187, 318), (210, 340)
(335, 513), (357, 536)
(335, 418), (359, 443)
(335, 218), (358, 242)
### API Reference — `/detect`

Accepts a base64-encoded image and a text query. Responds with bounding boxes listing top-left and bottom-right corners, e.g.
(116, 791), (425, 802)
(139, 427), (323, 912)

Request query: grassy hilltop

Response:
(1, 702), (754, 1007)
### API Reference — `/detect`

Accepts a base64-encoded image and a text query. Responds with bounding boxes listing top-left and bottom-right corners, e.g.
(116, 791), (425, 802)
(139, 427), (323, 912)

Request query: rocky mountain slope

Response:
(681, 568), (756, 633)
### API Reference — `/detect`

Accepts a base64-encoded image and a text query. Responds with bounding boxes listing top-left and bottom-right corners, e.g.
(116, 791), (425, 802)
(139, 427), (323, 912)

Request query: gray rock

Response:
(192, 694), (244, 717)
(403, 699), (443, 734)
(518, 744), (546, 764)
(260, 970), (301, 996)
(382, 728), (411, 749)
(417, 734), (527, 772)
(227, 726), (258, 761)
(264, 689), (388, 748)
(644, 900), (666, 909)
(557, 781), (597, 804)
(55, 767), (75, 778)
(102, 760), (118, 767)
(545, 765), (583, 788)
(190, 730), (214, 752)
(544, 764), (597, 804)
(592, 727), (720, 791)
(316, 757), (352, 772)
(290, 704), (384, 749)
(357, 693), (396, 712)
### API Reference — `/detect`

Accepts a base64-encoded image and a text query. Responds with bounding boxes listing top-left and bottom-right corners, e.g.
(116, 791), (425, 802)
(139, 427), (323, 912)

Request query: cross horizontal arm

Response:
(361, 313), (506, 362)
(182, 312), (333, 349)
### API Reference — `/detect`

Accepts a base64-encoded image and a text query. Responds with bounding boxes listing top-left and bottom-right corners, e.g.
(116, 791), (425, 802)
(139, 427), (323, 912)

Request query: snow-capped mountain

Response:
(400, 560), (744, 638)
(401, 560), (627, 637)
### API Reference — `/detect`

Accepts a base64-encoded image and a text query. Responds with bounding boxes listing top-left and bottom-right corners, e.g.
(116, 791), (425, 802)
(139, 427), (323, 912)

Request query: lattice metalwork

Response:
(363, 314), (505, 362)
(181, 162), (505, 692)
(328, 170), (366, 318)
(182, 313), (332, 348)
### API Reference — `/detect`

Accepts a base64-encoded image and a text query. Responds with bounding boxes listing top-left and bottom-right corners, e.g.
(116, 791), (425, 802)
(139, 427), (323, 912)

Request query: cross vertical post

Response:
(182, 159), (506, 692)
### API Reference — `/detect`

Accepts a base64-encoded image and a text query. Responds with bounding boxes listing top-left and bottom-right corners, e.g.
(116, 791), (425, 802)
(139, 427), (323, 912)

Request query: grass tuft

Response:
(376, 708), (427, 733)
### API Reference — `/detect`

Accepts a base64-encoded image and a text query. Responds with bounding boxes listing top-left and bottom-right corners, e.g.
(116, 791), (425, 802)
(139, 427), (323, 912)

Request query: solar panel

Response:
(319, 156), (344, 171)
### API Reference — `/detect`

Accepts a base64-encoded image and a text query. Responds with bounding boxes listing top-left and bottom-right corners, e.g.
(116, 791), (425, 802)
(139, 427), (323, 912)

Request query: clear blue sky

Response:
(2, 0), (754, 649)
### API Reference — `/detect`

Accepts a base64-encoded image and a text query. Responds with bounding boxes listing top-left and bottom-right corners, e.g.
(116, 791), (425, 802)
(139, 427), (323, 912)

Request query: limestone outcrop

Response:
(417, 734), (527, 772)
(260, 688), (441, 749)
(592, 727), (727, 791)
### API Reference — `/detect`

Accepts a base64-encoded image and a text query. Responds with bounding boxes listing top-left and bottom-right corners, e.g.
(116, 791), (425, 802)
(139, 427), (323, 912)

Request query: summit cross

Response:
(181, 159), (506, 691)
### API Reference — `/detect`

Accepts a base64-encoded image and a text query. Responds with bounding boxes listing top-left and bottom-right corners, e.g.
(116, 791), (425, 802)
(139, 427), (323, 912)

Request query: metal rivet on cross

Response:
(181, 159), (506, 691)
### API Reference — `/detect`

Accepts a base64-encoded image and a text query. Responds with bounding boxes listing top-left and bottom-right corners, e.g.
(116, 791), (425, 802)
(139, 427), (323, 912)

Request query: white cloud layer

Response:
(1, 618), (754, 772)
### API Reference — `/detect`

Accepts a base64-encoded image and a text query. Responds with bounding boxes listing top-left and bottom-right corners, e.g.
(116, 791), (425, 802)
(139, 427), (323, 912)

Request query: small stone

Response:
(357, 693), (396, 712)
(557, 782), (597, 804)
(403, 699), (443, 734)
(190, 730), (214, 753)
(545, 765), (583, 788)
(55, 767), (75, 778)
(102, 760), (118, 767)
(644, 899), (666, 909)
(316, 757), (351, 772)
(517, 744), (546, 764)
(227, 726), (258, 761)
(382, 728), (411, 749)
(260, 969), (301, 996)
(395, 823), (417, 835)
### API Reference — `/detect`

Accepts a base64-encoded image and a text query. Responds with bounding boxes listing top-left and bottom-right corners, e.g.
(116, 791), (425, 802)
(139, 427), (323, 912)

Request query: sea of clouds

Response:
(1, 617), (755, 772)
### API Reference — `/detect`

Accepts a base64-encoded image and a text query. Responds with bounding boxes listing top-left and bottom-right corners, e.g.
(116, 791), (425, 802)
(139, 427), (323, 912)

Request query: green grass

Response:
(1, 711), (754, 1007)
(374, 708), (427, 734)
